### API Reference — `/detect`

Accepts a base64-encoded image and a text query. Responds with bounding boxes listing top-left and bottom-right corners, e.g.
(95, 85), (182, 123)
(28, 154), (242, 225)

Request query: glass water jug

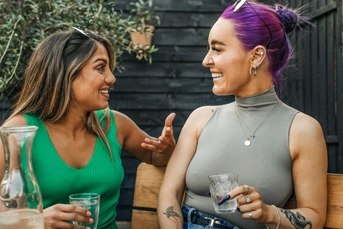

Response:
(0, 126), (44, 229)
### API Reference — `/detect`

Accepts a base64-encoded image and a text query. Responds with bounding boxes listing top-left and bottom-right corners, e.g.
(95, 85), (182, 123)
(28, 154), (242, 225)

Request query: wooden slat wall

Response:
(112, 0), (232, 221)
(278, 0), (343, 173)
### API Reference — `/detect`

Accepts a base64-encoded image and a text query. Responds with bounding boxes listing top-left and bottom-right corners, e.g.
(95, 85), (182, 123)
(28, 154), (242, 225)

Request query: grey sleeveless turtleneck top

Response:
(184, 87), (299, 229)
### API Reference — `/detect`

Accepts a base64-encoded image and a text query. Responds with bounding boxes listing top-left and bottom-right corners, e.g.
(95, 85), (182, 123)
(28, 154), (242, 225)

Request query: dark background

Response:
(0, 0), (342, 222)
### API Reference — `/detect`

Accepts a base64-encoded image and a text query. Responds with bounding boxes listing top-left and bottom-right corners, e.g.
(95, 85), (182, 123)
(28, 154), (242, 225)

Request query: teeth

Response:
(212, 73), (223, 78)
(100, 90), (109, 94)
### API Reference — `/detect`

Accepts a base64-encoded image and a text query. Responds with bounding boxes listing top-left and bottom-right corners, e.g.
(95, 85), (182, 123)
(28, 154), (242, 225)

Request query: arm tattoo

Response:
(163, 206), (181, 229)
(281, 209), (312, 229)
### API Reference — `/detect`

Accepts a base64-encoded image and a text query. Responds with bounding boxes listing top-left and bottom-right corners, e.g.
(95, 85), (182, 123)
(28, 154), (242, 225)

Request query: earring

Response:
(249, 65), (258, 77)
(256, 50), (264, 55)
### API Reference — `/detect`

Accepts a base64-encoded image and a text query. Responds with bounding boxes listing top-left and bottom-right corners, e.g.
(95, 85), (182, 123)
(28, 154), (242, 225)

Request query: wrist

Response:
(151, 151), (168, 166)
(265, 205), (280, 229)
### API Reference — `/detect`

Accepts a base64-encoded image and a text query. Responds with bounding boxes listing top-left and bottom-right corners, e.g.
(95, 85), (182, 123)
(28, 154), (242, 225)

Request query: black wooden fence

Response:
(112, 0), (234, 220)
(0, 0), (341, 222)
(272, 0), (343, 173)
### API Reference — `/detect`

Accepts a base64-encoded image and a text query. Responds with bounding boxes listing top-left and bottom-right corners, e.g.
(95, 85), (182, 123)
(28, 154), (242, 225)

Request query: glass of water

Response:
(69, 193), (100, 229)
(208, 173), (239, 213)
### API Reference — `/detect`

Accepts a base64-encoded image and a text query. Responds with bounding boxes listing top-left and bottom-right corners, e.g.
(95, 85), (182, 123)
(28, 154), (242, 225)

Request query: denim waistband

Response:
(182, 205), (241, 229)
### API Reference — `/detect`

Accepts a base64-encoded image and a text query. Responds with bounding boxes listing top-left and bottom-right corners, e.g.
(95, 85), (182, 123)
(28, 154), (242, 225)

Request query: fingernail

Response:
(218, 195), (230, 206)
(89, 218), (94, 223)
(87, 211), (92, 216)
(236, 207), (241, 213)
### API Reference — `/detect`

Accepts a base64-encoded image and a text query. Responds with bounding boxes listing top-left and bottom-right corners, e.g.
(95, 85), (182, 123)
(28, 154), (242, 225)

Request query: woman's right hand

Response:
(43, 204), (93, 229)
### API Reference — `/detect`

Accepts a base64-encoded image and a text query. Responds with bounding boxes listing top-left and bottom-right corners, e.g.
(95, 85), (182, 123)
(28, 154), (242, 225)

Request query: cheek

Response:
(71, 78), (81, 93)
(223, 57), (249, 76)
(70, 78), (88, 100)
(70, 84), (80, 100)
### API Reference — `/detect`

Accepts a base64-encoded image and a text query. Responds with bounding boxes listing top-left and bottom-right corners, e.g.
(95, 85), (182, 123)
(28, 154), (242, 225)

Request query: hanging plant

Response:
(128, 0), (160, 63)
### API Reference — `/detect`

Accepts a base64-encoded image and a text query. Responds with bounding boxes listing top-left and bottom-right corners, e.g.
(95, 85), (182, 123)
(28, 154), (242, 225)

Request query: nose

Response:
(202, 54), (214, 67)
(105, 71), (116, 85)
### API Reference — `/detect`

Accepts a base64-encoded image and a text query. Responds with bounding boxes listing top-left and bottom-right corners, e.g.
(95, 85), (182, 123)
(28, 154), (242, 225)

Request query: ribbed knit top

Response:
(24, 110), (123, 229)
(185, 87), (298, 229)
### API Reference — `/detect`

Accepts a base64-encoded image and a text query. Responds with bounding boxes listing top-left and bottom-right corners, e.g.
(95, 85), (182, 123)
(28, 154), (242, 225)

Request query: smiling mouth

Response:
(99, 90), (109, 95)
(212, 73), (223, 78)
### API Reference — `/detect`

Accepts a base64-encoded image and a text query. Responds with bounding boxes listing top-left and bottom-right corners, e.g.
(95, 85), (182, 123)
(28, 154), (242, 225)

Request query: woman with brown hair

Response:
(0, 28), (176, 229)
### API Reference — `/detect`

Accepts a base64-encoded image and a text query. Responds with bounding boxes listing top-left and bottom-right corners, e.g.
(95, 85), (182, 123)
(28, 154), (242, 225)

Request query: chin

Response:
(212, 88), (227, 96)
(96, 103), (109, 110)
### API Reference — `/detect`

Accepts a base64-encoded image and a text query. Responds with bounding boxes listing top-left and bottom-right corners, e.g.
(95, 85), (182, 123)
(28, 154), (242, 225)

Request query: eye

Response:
(211, 46), (221, 52)
(97, 65), (105, 71)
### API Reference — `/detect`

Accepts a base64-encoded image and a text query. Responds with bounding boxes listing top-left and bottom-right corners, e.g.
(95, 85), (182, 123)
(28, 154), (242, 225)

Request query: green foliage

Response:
(128, 0), (160, 63)
(130, 0), (160, 26)
(0, 0), (159, 103)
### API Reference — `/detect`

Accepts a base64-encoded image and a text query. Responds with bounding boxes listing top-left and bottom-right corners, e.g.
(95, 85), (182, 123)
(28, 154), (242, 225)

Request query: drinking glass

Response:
(69, 193), (100, 229)
(208, 173), (239, 213)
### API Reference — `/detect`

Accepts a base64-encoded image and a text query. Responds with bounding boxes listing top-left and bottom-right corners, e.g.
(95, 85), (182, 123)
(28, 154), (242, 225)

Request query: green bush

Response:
(0, 0), (159, 103)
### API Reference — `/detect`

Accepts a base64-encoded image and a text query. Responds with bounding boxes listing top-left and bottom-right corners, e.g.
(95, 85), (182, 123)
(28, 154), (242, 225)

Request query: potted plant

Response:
(129, 0), (161, 63)
(0, 0), (159, 104)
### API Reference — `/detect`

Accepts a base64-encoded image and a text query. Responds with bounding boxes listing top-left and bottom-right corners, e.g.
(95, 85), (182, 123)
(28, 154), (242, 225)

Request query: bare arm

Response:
(158, 106), (215, 228)
(281, 113), (327, 228)
(114, 111), (176, 166)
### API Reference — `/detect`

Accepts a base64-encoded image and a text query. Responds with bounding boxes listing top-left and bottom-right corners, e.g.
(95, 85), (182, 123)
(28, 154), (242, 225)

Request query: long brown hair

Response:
(8, 29), (115, 158)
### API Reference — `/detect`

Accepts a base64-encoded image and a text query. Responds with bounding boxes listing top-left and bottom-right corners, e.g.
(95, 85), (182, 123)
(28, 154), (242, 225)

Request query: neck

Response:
(44, 112), (88, 135)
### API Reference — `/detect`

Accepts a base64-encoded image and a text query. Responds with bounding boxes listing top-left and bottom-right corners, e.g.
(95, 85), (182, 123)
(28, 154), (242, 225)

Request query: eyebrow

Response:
(210, 39), (226, 46)
(93, 58), (108, 64)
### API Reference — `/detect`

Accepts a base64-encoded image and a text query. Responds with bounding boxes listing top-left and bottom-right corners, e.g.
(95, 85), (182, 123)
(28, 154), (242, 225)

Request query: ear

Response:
(249, 45), (266, 67)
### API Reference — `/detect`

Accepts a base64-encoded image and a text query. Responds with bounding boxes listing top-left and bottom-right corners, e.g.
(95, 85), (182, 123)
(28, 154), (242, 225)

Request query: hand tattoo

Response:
(281, 209), (312, 229)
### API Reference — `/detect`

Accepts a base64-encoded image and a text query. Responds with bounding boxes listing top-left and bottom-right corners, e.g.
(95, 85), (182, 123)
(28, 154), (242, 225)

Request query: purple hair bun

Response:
(275, 4), (299, 34)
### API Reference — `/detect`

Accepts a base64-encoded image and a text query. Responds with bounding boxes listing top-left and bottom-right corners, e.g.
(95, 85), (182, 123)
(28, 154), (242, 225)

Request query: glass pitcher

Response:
(0, 126), (44, 229)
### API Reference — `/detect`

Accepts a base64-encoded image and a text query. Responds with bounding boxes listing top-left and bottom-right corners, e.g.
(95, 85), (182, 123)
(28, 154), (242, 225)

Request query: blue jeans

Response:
(182, 205), (241, 229)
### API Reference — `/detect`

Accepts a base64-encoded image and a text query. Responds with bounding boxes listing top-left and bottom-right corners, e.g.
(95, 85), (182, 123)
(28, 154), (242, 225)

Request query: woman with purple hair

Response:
(158, 1), (327, 228)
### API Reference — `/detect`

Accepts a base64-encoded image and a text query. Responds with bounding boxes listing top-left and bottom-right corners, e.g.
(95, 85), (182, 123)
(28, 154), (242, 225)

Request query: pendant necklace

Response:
(234, 102), (280, 146)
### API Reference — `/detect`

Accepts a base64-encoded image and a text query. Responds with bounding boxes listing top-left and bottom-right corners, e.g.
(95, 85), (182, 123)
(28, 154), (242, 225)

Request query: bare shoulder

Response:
(289, 112), (326, 159)
(291, 112), (323, 136)
(111, 110), (126, 121)
(111, 110), (135, 126)
(2, 115), (27, 127)
(188, 106), (217, 121)
(183, 106), (217, 135)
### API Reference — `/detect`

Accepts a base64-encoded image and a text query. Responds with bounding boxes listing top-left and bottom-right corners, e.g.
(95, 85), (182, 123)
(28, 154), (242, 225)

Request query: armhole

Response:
(109, 110), (117, 134)
(95, 109), (122, 156)
(108, 110), (122, 155)
(196, 105), (219, 140)
(287, 110), (300, 162)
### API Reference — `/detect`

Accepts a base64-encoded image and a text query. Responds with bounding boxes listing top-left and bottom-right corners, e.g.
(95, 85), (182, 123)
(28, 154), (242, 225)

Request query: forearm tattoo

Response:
(281, 209), (312, 229)
(163, 206), (181, 229)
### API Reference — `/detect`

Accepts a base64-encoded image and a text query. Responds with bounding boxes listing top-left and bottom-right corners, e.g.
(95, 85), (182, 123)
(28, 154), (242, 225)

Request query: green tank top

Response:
(24, 110), (123, 229)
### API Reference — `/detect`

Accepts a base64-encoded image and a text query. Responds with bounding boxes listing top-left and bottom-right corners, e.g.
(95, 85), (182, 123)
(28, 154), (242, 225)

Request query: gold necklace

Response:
(234, 102), (280, 146)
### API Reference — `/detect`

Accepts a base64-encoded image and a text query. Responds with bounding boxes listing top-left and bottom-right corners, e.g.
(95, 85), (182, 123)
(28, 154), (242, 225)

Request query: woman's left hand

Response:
(141, 112), (176, 155)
